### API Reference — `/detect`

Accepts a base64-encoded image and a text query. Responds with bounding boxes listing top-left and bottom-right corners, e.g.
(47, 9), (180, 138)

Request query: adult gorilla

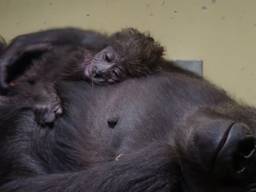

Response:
(0, 29), (256, 192)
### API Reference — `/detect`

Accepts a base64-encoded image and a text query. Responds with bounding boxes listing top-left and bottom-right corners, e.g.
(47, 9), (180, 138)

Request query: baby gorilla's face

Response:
(84, 46), (126, 84)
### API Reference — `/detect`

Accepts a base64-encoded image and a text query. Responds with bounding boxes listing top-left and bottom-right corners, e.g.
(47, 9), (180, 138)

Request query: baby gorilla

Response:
(86, 29), (164, 83)
(2, 28), (164, 125)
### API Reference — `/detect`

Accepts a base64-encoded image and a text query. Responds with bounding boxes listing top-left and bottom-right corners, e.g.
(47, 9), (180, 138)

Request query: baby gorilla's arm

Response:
(31, 83), (63, 125)
(20, 84), (62, 125)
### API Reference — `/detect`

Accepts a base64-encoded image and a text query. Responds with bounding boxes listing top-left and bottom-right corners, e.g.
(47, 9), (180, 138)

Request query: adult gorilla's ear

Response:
(0, 38), (52, 90)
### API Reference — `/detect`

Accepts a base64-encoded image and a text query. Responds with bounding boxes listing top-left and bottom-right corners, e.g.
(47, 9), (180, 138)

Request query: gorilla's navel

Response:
(107, 117), (119, 129)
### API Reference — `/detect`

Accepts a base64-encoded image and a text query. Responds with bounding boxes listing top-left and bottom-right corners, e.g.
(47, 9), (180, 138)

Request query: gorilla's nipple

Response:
(107, 117), (119, 129)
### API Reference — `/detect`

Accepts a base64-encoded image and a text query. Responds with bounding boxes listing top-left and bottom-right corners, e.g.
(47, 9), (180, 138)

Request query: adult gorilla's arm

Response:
(0, 143), (179, 192)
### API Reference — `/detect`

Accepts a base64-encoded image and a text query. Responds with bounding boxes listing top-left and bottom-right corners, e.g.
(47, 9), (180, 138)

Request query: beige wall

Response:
(0, 0), (256, 105)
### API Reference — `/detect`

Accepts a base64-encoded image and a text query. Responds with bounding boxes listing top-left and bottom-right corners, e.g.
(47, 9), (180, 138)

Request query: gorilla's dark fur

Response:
(0, 28), (256, 192)
(0, 28), (164, 125)
(0, 35), (6, 52)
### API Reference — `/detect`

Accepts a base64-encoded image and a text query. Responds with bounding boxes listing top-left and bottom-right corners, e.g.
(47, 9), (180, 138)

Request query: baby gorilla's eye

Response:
(104, 51), (115, 63)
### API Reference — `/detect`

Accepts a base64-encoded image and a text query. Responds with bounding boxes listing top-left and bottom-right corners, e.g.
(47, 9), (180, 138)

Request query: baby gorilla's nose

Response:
(92, 66), (105, 79)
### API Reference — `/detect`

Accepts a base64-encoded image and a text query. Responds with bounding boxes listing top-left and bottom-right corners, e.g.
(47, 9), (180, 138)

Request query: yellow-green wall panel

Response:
(1, 0), (256, 105)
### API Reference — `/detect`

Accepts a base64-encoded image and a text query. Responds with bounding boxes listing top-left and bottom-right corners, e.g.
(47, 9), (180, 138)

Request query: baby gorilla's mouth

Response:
(91, 75), (119, 84)
(84, 67), (111, 84)
(91, 77), (107, 84)
(84, 64), (122, 84)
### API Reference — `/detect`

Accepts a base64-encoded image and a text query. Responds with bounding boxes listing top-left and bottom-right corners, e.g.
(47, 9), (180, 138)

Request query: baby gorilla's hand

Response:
(34, 96), (63, 126)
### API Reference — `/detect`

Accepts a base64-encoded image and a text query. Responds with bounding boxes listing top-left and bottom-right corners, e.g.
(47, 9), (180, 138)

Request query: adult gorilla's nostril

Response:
(214, 122), (256, 177)
(233, 136), (256, 174)
(237, 137), (256, 159)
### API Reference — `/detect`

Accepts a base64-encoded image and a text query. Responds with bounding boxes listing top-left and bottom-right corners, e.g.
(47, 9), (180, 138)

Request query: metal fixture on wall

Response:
(174, 60), (203, 76)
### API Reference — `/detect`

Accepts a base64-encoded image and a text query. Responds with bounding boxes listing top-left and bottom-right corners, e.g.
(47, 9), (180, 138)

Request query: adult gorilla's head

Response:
(176, 107), (256, 192)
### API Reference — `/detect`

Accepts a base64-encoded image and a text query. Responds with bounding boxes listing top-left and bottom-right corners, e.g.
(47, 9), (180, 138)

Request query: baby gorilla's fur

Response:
(1, 28), (164, 125)
(86, 28), (164, 83)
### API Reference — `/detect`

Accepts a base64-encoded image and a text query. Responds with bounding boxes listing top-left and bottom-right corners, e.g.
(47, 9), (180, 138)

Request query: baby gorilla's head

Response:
(84, 28), (164, 84)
